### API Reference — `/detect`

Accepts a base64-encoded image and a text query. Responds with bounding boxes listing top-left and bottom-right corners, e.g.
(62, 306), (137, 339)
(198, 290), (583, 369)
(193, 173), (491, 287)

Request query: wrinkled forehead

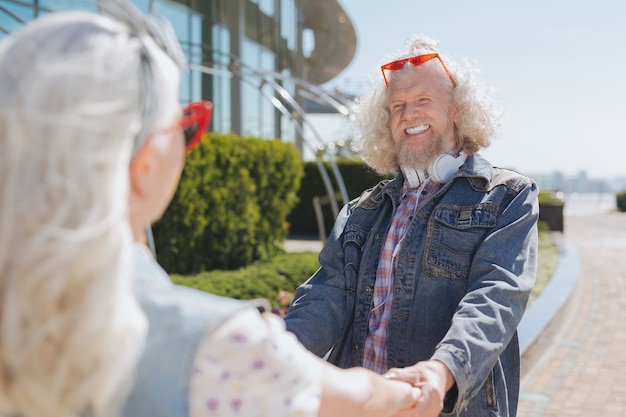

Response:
(387, 64), (451, 101)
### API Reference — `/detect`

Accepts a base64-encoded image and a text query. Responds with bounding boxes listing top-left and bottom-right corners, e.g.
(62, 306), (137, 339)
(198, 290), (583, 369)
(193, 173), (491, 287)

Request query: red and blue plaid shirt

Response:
(363, 178), (441, 373)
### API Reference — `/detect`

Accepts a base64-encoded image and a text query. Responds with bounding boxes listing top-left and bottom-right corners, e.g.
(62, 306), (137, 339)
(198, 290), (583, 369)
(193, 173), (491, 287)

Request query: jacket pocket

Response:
(423, 203), (497, 279)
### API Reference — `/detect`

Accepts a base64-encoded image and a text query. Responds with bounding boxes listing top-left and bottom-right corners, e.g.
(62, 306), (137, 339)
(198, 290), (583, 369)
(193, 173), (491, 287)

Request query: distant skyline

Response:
(306, 0), (626, 179)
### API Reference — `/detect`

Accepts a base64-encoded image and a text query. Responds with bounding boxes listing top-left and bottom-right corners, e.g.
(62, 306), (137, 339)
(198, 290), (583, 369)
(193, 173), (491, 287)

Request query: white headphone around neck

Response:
(401, 152), (467, 188)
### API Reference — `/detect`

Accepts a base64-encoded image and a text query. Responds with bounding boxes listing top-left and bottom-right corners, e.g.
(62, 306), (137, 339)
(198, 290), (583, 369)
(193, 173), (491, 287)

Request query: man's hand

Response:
(385, 360), (455, 417)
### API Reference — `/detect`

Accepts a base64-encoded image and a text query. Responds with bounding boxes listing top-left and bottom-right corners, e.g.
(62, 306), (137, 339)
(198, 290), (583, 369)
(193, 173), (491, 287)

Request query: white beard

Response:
(395, 133), (450, 172)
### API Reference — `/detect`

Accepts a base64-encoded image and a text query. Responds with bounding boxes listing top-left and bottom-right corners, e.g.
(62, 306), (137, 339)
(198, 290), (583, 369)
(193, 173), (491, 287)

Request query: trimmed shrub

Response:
(616, 191), (626, 212)
(538, 191), (564, 204)
(171, 251), (321, 314)
(152, 133), (303, 273)
(288, 159), (389, 236)
(538, 191), (565, 232)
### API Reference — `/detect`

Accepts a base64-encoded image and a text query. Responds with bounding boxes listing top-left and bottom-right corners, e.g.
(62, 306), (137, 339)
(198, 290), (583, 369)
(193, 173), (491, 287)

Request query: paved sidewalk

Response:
(518, 195), (626, 416)
(283, 235), (323, 253)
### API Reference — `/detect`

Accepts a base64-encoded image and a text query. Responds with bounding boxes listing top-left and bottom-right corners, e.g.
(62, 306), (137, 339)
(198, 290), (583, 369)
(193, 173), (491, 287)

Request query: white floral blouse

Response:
(190, 308), (323, 417)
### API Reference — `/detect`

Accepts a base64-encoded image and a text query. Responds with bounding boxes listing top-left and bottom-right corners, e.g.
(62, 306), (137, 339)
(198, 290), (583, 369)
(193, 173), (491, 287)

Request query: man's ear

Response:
(129, 140), (155, 200)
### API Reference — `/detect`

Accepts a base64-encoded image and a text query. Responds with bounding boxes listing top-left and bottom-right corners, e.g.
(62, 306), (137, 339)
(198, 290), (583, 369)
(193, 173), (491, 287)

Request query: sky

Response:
(306, 0), (626, 179)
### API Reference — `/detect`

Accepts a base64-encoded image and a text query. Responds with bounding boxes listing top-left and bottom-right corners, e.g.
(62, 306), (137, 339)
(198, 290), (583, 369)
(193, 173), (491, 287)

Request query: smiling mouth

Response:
(405, 124), (430, 135)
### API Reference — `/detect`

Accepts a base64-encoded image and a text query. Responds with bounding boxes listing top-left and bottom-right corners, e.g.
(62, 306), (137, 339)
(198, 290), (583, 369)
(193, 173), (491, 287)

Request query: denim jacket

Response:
(123, 244), (268, 417)
(285, 153), (539, 417)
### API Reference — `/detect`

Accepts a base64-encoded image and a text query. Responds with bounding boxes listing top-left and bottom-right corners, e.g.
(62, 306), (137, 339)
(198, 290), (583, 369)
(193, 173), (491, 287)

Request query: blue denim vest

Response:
(122, 244), (267, 417)
(285, 153), (539, 417)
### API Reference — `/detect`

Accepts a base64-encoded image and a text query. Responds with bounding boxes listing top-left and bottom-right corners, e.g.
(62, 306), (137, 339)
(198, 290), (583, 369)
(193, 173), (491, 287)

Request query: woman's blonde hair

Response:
(352, 35), (502, 175)
(0, 5), (182, 417)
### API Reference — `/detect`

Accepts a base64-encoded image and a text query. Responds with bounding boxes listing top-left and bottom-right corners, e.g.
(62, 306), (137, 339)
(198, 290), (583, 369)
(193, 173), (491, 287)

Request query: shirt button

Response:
(421, 190), (428, 195)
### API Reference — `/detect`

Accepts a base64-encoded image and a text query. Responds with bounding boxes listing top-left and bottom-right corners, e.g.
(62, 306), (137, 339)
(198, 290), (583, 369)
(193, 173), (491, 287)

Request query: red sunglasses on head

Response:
(180, 100), (213, 152)
(380, 53), (456, 88)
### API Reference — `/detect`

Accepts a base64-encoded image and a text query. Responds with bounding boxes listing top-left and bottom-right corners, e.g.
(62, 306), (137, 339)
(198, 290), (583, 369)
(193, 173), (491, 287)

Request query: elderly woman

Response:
(0, 2), (419, 417)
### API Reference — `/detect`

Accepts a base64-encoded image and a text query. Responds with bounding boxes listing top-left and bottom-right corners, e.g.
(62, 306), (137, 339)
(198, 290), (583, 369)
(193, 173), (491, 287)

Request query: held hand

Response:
(378, 380), (421, 417)
(318, 365), (423, 417)
(385, 360), (455, 417)
(371, 375), (422, 417)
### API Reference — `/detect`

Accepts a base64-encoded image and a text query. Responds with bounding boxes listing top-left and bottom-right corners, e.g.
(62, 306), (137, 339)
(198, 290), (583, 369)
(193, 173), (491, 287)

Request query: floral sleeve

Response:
(190, 308), (323, 417)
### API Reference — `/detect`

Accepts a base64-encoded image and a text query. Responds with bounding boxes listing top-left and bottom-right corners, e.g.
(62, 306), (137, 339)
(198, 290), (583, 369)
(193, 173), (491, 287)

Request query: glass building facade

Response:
(0, 0), (356, 152)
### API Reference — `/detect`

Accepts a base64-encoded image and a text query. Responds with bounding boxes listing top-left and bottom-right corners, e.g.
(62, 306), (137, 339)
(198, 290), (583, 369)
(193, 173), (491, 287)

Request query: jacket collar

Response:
(458, 153), (493, 191)
(356, 153), (493, 210)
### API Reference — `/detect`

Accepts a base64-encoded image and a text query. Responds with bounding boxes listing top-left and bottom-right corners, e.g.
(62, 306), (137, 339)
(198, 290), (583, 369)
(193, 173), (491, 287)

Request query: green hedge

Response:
(171, 251), (320, 315)
(537, 191), (565, 232)
(289, 165), (572, 236)
(538, 191), (564, 204)
(287, 159), (389, 236)
(152, 133), (303, 273)
(617, 191), (626, 212)
(172, 228), (558, 312)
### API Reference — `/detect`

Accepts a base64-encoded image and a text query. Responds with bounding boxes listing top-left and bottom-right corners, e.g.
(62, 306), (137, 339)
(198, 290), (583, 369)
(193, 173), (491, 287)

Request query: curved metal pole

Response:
(252, 80), (340, 219)
(190, 50), (352, 113)
(247, 72), (350, 207)
(190, 53), (354, 206)
(236, 67), (349, 205)
(250, 65), (351, 114)
(191, 63), (350, 217)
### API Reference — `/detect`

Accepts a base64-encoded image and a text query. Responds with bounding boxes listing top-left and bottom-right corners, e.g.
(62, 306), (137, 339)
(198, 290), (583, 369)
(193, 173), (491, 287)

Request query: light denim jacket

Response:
(285, 153), (539, 417)
(122, 244), (267, 417)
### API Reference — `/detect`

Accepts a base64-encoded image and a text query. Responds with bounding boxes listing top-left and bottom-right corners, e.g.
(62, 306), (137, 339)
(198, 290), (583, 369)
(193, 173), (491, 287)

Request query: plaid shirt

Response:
(363, 178), (441, 373)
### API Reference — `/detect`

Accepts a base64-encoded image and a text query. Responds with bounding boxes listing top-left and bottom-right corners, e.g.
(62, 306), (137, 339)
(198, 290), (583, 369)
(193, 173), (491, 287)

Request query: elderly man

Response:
(285, 35), (538, 417)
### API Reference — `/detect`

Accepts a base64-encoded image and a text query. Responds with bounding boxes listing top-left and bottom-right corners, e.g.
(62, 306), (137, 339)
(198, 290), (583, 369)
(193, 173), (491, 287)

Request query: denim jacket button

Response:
(364, 286), (372, 293)
(353, 344), (359, 351)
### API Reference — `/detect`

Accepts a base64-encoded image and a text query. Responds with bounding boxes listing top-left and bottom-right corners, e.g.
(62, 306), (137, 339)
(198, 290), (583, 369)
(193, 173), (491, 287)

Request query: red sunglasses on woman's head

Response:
(180, 100), (213, 151)
(380, 53), (455, 88)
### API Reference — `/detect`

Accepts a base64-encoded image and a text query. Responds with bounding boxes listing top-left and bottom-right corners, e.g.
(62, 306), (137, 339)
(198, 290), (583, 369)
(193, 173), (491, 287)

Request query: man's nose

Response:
(402, 102), (421, 120)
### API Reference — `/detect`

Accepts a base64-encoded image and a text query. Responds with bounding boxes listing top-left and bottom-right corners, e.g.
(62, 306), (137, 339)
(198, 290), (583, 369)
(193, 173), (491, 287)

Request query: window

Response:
(39, 0), (96, 12)
(0, 1), (35, 38)
(211, 24), (231, 133)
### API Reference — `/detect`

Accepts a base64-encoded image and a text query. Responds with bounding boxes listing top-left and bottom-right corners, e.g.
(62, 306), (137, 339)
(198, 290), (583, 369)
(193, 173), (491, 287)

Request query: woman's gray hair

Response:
(98, 0), (186, 155)
(352, 34), (502, 175)
(0, 2), (183, 417)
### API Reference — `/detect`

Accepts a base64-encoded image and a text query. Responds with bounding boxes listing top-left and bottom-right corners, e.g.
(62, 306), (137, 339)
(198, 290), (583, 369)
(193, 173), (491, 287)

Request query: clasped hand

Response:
(385, 359), (455, 417)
